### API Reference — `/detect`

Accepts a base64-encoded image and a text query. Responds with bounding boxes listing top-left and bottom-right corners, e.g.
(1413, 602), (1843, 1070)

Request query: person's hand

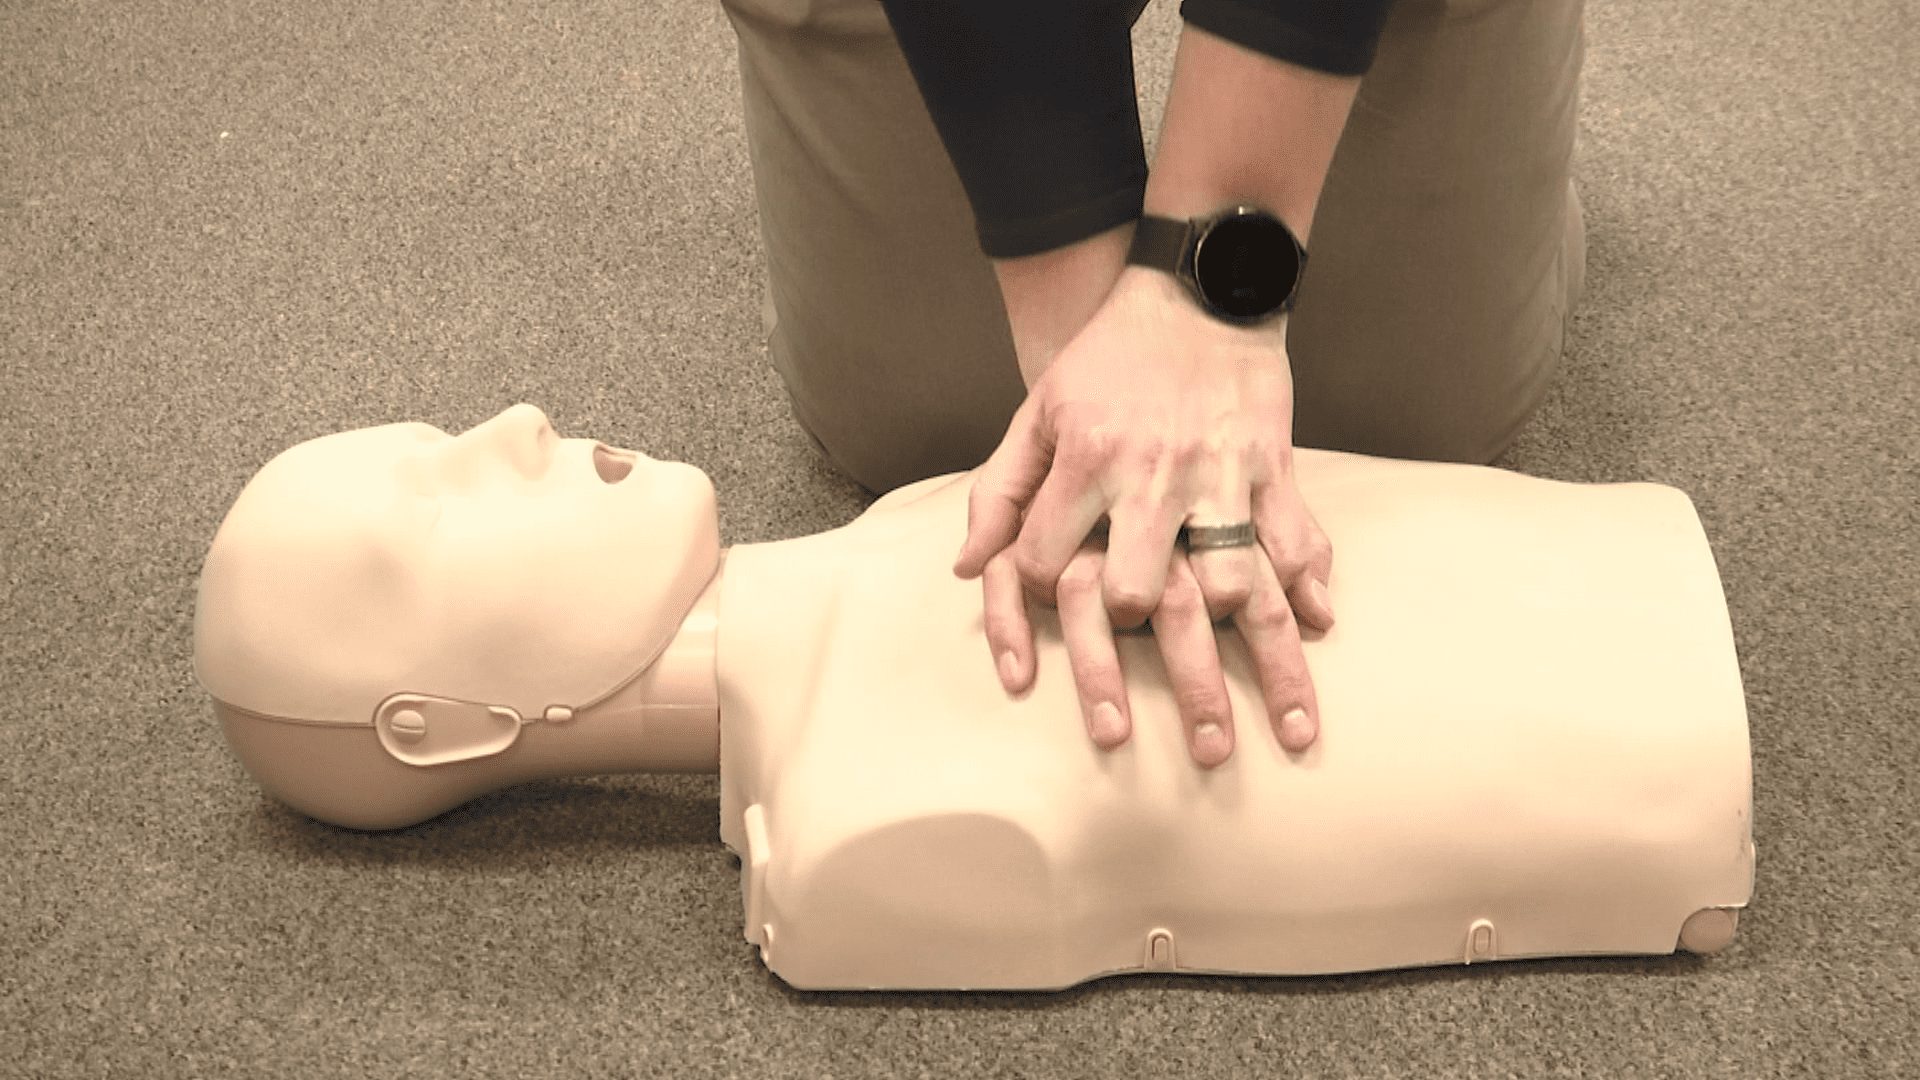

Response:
(954, 264), (1335, 767)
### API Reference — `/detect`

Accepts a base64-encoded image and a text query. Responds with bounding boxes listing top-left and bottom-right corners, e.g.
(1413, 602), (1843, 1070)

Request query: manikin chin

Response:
(195, 403), (1755, 990)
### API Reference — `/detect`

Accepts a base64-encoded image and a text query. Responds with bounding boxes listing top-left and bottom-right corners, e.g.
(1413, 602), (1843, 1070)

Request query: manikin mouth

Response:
(592, 443), (637, 484)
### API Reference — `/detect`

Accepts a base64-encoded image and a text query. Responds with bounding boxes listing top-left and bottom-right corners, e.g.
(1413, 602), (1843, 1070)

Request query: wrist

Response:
(1120, 263), (1290, 344)
(1120, 228), (1297, 337)
(991, 218), (1136, 387)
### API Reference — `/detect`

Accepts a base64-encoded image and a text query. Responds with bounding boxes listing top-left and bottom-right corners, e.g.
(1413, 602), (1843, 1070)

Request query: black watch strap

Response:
(1125, 214), (1191, 275)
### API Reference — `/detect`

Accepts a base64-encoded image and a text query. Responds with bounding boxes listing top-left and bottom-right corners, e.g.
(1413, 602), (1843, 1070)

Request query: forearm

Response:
(994, 21), (1363, 385)
(1145, 21), (1362, 244)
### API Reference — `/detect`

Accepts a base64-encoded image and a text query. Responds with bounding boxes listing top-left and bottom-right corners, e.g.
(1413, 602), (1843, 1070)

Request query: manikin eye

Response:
(592, 443), (636, 484)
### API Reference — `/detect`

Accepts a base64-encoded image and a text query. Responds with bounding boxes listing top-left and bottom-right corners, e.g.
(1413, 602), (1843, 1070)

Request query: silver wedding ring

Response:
(1078, 519), (1259, 550)
(1179, 521), (1257, 550)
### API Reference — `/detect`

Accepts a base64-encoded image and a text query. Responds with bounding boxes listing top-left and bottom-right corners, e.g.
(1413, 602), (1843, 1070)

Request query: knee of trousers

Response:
(722, 0), (1028, 493)
(768, 301), (1028, 496)
(719, 0), (886, 36)
(1287, 0), (1587, 465)
(1289, 180), (1587, 466)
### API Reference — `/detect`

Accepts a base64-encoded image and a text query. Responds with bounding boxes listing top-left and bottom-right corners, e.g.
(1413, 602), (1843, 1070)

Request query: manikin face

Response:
(195, 404), (721, 729)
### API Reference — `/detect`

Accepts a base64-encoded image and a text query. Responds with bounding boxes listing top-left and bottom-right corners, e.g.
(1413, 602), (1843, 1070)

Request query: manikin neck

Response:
(567, 550), (726, 773)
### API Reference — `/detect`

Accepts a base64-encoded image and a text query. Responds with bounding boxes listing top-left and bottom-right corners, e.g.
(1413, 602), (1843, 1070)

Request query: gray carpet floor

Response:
(3, 0), (1915, 1076)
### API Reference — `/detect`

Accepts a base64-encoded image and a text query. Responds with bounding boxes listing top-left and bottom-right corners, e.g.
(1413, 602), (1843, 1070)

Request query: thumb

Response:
(954, 394), (1056, 579)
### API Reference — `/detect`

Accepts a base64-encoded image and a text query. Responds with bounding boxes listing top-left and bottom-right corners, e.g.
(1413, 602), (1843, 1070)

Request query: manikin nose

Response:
(439, 404), (557, 482)
(472, 403), (554, 446)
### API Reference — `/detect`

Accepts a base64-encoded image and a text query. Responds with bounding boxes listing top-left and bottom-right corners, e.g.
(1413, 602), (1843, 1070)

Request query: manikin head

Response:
(195, 404), (720, 824)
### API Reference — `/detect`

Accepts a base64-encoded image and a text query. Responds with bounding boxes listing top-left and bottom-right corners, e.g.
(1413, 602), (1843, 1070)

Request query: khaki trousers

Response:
(720, 0), (1587, 493)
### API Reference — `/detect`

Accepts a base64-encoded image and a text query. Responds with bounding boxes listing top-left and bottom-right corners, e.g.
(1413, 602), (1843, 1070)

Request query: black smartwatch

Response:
(1124, 205), (1307, 326)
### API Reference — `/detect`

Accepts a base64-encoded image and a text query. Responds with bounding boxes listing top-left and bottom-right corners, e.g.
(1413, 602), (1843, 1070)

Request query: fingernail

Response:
(997, 650), (1021, 690)
(1193, 721), (1232, 767)
(1090, 702), (1126, 747)
(1311, 578), (1333, 618)
(1280, 707), (1313, 750)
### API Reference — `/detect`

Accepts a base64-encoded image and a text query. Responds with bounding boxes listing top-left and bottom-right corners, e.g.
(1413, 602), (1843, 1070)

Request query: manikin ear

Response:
(216, 701), (524, 831)
(213, 566), (725, 831)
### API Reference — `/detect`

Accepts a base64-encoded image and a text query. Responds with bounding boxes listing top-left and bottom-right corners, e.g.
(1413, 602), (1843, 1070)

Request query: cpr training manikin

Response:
(194, 404), (1755, 990)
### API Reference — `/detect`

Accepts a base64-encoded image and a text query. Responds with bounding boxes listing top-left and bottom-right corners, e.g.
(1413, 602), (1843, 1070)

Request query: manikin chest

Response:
(715, 457), (1754, 990)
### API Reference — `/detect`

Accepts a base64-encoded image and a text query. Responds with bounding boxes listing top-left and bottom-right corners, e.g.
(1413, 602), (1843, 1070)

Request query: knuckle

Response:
(1199, 571), (1253, 609)
(1011, 547), (1058, 589)
(1248, 423), (1283, 463)
(1058, 553), (1099, 586)
(1063, 420), (1126, 469)
(1243, 595), (1298, 637)
(1168, 436), (1207, 474)
(967, 476), (1005, 510)
(1125, 425), (1170, 462)
(1067, 653), (1120, 699)
(1057, 562), (1103, 605)
(1106, 583), (1160, 623)
(982, 585), (1021, 625)
(1208, 595), (1250, 624)
(983, 549), (1022, 584)
(987, 606), (1028, 637)
(1303, 529), (1334, 571)
(1153, 578), (1205, 621)
(1266, 547), (1312, 584)
(1173, 683), (1229, 724)
(1200, 586), (1252, 623)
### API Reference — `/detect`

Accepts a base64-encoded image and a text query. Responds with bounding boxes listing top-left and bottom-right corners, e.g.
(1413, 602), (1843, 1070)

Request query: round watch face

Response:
(1193, 211), (1301, 321)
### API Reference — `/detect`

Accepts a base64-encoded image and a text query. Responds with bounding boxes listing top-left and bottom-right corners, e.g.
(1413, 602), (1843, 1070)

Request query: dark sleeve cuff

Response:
(880, 0), (1151, 259)
(1179, 0), (1398, 76)
(978, 178), (1147, 260)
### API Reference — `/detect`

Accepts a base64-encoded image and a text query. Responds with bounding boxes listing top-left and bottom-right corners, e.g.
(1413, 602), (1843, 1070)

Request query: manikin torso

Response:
(712, 456), (1752, 988)
(198, 408), (1754, 991)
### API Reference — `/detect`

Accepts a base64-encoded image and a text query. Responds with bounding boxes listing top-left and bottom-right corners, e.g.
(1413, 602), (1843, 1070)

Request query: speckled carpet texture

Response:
(3, 0), (1914, 1076)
